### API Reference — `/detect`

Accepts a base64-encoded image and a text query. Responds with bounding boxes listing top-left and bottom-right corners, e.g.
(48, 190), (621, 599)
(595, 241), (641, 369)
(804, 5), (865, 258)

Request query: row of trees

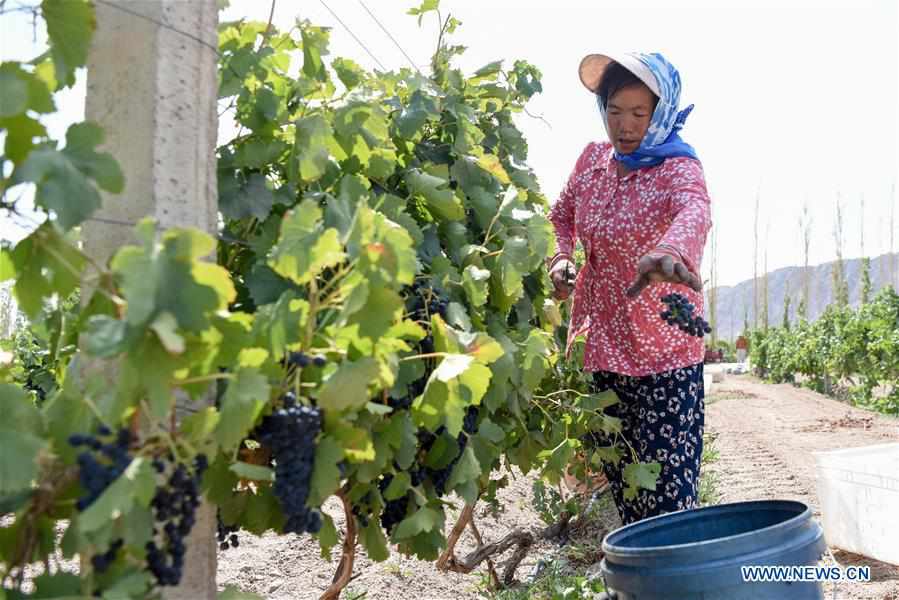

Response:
(749, 286), (899, 416)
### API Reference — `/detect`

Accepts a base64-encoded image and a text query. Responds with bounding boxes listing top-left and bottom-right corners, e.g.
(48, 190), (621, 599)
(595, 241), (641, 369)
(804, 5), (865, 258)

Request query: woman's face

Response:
(606, 84), (656, 155)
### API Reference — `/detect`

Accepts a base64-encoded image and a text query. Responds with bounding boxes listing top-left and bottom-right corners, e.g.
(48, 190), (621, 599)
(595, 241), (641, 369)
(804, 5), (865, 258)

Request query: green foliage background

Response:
(0, 2), (660, 597)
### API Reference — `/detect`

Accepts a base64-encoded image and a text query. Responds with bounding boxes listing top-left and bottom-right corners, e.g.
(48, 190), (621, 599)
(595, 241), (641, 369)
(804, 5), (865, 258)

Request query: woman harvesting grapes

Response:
(548, 52), (711, 525)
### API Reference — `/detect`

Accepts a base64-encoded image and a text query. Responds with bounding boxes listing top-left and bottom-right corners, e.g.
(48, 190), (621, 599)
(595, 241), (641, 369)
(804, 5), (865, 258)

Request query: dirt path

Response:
(705, 375), (899, 600)
(216, 469), (561, 600)
(219, 374), (899, 600)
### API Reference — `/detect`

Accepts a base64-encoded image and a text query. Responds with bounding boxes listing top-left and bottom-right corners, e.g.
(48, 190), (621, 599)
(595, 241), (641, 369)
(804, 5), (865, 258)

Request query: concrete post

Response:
(84, 2), (219, 599)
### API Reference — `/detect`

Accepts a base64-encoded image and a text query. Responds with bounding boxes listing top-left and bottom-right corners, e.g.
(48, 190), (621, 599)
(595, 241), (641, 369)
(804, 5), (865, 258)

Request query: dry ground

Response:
(220, 374), (899, 599)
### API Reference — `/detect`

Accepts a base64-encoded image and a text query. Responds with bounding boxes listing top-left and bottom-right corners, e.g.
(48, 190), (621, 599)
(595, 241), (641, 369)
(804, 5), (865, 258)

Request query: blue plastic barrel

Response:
(600, 500), (827, 599)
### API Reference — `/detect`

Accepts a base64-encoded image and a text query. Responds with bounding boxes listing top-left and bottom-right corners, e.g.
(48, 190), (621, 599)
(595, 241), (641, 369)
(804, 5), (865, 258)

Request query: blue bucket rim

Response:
(602, 499), (813, 557)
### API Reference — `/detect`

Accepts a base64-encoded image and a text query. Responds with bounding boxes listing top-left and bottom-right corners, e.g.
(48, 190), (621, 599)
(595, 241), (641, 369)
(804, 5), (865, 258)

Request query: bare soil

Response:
(705, 375), (899, 600)
(220, 374), (899, 600)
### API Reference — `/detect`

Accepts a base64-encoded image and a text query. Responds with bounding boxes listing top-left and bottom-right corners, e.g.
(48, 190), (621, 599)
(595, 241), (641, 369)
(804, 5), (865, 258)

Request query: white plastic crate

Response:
(813, 442), (899, 565)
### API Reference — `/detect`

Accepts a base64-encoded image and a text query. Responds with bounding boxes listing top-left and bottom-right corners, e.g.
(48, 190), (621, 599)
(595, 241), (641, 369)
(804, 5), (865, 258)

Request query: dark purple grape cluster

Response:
(423, 406), (480, 496)
(69, 426), (133, 511)
(407, 280), (449, 322)
(255, 395), (323, 535)
(146, 454), (208, 586)
(284, 351), (327, 368)
(378, 474), (410, 534)
(216, 511), (239, 551)
(91, 539), (123, 573)
(659, 293), (712, 338)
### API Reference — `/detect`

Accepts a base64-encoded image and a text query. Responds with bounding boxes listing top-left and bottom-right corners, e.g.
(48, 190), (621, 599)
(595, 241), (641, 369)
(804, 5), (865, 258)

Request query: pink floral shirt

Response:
(548, 142), (712, 376)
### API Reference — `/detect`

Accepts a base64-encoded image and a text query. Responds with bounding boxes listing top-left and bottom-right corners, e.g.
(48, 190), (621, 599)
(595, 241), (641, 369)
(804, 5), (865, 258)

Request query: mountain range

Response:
(705, 252), (898, 341)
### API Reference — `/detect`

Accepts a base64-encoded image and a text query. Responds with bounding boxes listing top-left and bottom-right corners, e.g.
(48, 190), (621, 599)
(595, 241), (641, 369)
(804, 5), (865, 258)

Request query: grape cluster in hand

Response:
(255, 394), (323, 535)
(659, 293), (712, 338)
(70, 426), (133, 511)
(146, 454), (208, 586)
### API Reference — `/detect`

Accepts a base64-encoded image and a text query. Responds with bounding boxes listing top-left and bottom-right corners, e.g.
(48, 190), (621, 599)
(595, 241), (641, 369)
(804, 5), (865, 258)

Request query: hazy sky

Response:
(2, 1), (897, 287)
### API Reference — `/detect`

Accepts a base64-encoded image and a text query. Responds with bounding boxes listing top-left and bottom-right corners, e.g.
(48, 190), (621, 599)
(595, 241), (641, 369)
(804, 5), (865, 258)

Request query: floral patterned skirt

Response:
(587, 363), (705, 525)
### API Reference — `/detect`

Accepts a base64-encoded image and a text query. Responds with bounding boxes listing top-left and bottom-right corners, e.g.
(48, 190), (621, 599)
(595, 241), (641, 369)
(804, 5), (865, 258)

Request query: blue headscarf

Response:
(596, 52), (698, 170)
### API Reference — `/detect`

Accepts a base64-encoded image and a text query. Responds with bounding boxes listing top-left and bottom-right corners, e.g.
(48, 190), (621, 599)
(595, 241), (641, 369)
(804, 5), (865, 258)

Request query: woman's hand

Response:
(626, 252), (702, 298)
(550, 259), (577, 300)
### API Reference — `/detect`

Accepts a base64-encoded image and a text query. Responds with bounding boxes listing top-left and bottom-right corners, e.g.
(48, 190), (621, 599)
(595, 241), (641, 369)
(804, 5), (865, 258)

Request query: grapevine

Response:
(0, 1), (662, 598)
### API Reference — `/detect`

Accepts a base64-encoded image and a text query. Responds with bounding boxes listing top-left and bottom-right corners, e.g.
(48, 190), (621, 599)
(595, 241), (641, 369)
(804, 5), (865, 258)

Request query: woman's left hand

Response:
(626, 252), (702, 298)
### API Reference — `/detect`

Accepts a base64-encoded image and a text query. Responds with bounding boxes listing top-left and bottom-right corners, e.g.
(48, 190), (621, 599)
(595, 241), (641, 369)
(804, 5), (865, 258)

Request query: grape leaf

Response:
(0, 429), (46, 494)
(219, 172), (276, 220)
(11, 224), (86, 318)
(215, 368), (270, 452)
(393, 506), (441, 540)
(358, 518), (389, 562)
(316, 358), (379, 412)
(623, 462), (662, 501)
(462, 265), (490, 307)
(292, 114), (333, 182)
(41, 0), (96, 88)
(270, 199), (345, 284)
(405, 169), (464, 221)
(308, 436), (342, 505)
(229, 462), (275, 482)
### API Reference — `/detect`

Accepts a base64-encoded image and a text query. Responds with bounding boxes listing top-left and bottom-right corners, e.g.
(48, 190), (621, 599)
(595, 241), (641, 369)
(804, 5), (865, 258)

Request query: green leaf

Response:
(150, 311), (186, 354)
(293, 114), (333, 182)
(0, 250), (12, 282)
(230, 462), (275, 482)
(0, 383), (43, 434)
(300, 22), (330, 81)
(475, 153), (511, 185)
(215, 368), (270, 452)
(393, 506), (441, 540)
(0, 114), (47, 165)
(317, 512), (339, 560)
(541, 438), (577, 484)
(42, 0), (96, 88)
(0, 65), (28, 116)
(462, 265), (490, 307)
(270, 199), (345, 284)
(316, 358), (379, 412)
(179, 407), (220, 449)
(245, 263), (295, 306)
(446, 445), (480, 499)
(11, 122), (123, 229)
(219, 172), (276, 220)
(332, 425), (375, 462)
(0, 429), (46, 494)
(383, 471), (410, 500)
(623, 462), (662, 501)
(308, 436), (342, 505)
(358, 518), (389, 562)
(79, 458), (155, 533)
(33, 572), (80, 598)
(83, 315), (129, 357)
(11, 225), (85, 319)
(405, 169), (464, 220)
(332, 57), (364, 90)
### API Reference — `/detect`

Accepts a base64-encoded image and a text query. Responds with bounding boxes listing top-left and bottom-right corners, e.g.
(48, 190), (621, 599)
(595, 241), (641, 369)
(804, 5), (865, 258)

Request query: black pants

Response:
(588, 363), (705, 525)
